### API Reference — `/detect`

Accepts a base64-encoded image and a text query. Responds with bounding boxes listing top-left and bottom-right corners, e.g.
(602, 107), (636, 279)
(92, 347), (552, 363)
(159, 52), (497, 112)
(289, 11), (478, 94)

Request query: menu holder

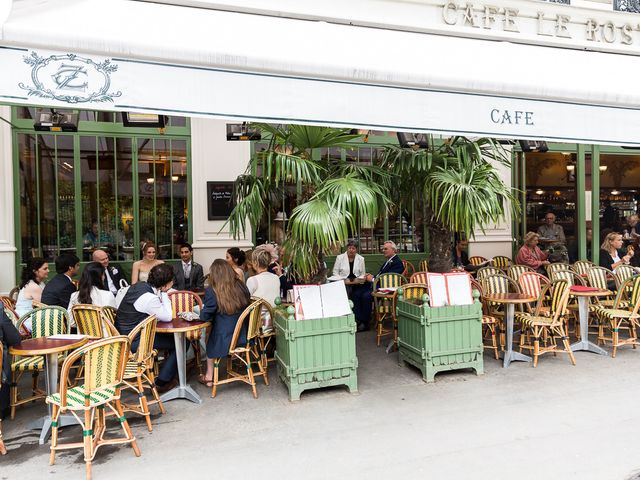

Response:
(293, 281), (351, 320)
(426, 272), (473, 307)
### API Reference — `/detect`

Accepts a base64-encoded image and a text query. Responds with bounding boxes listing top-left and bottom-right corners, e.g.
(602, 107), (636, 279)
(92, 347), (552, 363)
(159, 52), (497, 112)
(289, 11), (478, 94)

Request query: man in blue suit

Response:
(352, 241), (404, 332)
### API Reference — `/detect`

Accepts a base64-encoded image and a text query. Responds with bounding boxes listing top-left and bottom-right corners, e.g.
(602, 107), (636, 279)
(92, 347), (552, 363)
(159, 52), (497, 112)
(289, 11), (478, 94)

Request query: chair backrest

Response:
(20, 306), (69, 338)
(469, 256), (488, 267)
(418, 259), (428, 272)
(58, 336), (129, 407)
(475, 266), (502, 282)
(545, 263), (571, 276)
(101, 305), (117, 326)
(549, 268), (585, 286)
(507, 264), (534, 283)
(228, 299), (263, 353)
(409, 271), (428, 284)
(571, 260), (595, 276)
(401, 260), (415, 277)
(546, 279), (571, 323)
(127, 315), (158, 365)
(8, 287), (19, 301)
(169, 290), (204, 318)
(399, 283), (428, 301)
(0, 295), (15, 310)
(374, 273), (407, 290)
(618, 276), (640, 315)
(481, 274), (520, 296)
(518, 271), (550, 299)
(72, 304), (117, 338)
(614, 264), (637, 289)
(586, 266), (614, 290)
(491, 256), (513, 269)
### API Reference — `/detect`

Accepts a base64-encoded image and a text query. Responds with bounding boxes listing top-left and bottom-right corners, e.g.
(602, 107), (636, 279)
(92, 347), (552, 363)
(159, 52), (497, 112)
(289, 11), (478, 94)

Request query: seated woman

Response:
(332, 241), (366, 281)
(600, 232), (634, 272)
(516, 232), (550, 273)
(15, 257), (49, 332)
(115, 263), (176, 391)
(68, 261), (116, 315)
(199, 259), (251, 387)
(225, 247), (246, 282)
(0, 305), (21, 420)
(246, 249), (281, 308)
(131, 242), (164, 284)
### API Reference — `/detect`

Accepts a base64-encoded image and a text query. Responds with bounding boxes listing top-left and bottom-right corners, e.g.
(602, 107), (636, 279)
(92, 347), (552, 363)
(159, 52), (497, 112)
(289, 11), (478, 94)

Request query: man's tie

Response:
(184, 263), (190, 279)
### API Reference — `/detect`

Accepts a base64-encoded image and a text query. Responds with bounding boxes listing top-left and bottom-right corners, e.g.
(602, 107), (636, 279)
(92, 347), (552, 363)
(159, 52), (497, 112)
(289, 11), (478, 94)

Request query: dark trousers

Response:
(351, 284), (373, 328)
(132, 333), (185, 384)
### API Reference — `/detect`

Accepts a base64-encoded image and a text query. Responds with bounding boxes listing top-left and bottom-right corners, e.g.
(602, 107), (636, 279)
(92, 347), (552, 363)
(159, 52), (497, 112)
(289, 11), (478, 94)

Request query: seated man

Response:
(41, 253), (80, 308)
(115, 263), (177, 391)
(452, 236), (476, 271)
(172, 243), (204, 292)
(352, 241), (404, 332)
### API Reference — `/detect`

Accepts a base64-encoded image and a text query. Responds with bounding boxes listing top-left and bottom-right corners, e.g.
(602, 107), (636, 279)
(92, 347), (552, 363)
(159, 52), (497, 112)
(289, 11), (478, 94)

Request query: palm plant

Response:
(227, 126), (517, 279)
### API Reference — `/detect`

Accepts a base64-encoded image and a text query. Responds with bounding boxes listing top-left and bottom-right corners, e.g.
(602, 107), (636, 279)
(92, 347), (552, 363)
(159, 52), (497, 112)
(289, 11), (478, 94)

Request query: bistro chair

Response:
(10, 306), (69, 419)
(0, 295), (15, 310)
(519, 279), (575, 367)
(475, 266), (503, 282)
(548, 269), (585, 334)
(491, 256), (513, 270)
(3, 305), (28, 337)
(121, 315), (165, 432)
(101, 306), (117, 327)
(211, 299), (269, 399)
(591, 276), (640, 357)
(614, 264), (638, 291)
(8, 286), (19, 302)
(517, 271), (551, 315)
(571, 260), (595, 276)
(586, 266), (617, 307)
(409, 271), (428, 284)
(250, 297), (276, 372)
(545, 263), (571, 277)
(469, 256), (488, 267)
(169, 290), (204, 374)
(373, 273), (407, 347)
(47, 336), (141, 480)
(481, 273), (520, 350)
(401, 260), (415, 277)
(470, 279), (499, 360)
(0, 343), (5, 455)
(72, 305), (118, 338)
(507, 264), (535, 283)
(418, 259), (429, 273)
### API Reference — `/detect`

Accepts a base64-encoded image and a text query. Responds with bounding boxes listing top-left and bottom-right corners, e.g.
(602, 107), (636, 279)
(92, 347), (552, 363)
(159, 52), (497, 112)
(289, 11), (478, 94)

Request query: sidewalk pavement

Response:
(2, 331), (640, 480)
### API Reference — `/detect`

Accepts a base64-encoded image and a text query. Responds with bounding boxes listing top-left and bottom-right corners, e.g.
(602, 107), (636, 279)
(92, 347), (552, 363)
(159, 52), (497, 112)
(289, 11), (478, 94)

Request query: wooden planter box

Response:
(396, 290), (484, 383)
(273, 305), (358, 401)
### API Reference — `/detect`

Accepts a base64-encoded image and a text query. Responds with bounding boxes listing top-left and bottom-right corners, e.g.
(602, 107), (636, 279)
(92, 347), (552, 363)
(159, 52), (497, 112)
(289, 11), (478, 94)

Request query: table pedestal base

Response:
(30, 414), (78, 445)
(572, 296), (608, 356)
(160, 385), (202, 404)
(502, 350), (532, 368)
(158, 331), (203, 404)
(502, 304), (532, 368)
(570, 339), (608, 355)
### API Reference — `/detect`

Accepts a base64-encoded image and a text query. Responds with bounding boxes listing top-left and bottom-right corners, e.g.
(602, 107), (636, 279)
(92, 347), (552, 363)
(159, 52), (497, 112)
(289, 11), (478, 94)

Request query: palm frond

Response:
(226, 175), (266, 239)
(258, 150), (324, 185)
(287, 199), (352, 251)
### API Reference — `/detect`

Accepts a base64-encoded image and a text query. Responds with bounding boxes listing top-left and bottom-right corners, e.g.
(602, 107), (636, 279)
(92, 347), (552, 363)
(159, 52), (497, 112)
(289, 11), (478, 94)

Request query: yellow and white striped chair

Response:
(481, 273), (520, 350)
(545, 262), (571, 277)
(48, 336), (141, 479)
(491, 256), (513, 270)
(507, 264), (535, 283)
(586, 266), (617, 308)
(373, 273), (407, 347)
(72, 305), (119, 338)
(476, 266), (503, 282)
(169, 290), (204, 374)
(571, 260), (595, 276)
(470, 279), (499, 360)
(418, 259), (429, 273)
(10, 306), (69, 419)
(409, 271), (428, 284)
(469, 256), (488, 267)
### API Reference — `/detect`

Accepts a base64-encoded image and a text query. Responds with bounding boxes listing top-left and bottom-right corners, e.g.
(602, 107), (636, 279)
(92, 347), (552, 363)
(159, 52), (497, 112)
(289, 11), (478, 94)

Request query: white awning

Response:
(2, 0), (640, 145)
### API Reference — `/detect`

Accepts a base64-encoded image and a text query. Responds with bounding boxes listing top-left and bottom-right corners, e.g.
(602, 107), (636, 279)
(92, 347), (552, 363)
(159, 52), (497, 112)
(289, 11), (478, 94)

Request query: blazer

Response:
(41, 274), (77, 309)
(173, 261), (204, 292)
(376, 255), (404, 278)
(332, 253), (366, 279)
(104, 265), (128, 294)
(200, 287), (249, 358)
(599, 248), (626, 270)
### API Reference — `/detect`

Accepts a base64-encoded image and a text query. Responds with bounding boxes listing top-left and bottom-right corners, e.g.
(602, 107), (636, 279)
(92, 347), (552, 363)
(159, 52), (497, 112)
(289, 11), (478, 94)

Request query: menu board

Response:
(207, 181), (235, 220)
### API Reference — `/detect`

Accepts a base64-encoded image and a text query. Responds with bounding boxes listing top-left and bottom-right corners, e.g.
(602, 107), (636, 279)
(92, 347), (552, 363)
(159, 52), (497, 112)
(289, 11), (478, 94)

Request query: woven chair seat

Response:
(122, 360), (149, 379)
(521, 315), (561, 327)
(482, 315), (497, 325)
(47, 384), (118, 409)
(592, 308), (640, 320)
(11, 354), (64, 371)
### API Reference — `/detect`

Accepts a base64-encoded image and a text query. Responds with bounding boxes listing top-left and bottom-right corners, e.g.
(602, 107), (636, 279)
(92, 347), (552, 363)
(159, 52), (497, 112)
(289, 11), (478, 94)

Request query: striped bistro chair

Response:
(169, 291), (204, 375)
(591, 276), (640, 357)
(401, 260), (415, 277)
(418, 259), (429, 273)
(3, 306), (28, 337)
(520, 279), (575, 367)
(8, 287), (19, 302)
(545, 262), (571, 277)
(72, 305), (118, 338)
(586, 266), (617, 307)
(250, 297), (276, 373)
(549, 269), (585, 334)
(10, 306), (69, 419)
(507, 264), (535, 283)
(121, 315), (165, 432)
(373, 273), (407, 347)
(470, 279), (499, 360)
(409, 271), (428, 284)
(475, 266), (503, 282)
(393, 284), (428, 351)
(491, 256), (513, 270)
(469, 256), (488, 267)
(211, 299), (269, 399)
(517, 272), (551, 314)
(0, 295), (15, 310)
(571, 260), (595, 276)
(0, 343), (5, 455)
(614, 264), (638, 291)
(48, 336), (140, 479)
(100, 306), (117, 328)
(481, 274), (520, 350)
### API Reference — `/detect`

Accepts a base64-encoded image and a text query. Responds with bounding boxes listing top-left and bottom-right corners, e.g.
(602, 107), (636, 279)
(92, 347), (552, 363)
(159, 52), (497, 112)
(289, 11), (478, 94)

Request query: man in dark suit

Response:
(173, 243), (204, 292)
(41, 253), (79, 308)
(92, 249), (128, 295)
(353, 241), (404, 332)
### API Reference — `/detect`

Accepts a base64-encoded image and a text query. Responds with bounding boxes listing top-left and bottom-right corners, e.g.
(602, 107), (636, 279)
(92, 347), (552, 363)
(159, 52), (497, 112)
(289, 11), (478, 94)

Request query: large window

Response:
(14, 109), (190, 266)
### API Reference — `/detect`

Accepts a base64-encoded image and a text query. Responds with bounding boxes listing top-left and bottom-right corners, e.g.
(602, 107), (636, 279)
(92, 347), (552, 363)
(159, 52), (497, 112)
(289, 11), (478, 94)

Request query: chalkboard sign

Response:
(207, 181), (235, 220)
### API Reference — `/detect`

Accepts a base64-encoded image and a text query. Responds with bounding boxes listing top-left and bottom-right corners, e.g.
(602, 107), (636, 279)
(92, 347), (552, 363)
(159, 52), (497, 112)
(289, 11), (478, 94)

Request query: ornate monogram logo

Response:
(18, 52), (122, 104)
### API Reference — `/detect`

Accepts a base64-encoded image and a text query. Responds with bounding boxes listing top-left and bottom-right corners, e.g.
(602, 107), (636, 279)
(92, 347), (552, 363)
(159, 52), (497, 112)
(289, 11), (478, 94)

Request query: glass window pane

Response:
(38, 134), (58, 262)
(154, 139), (172, 260)
(171, 140), (188, 258)
(116, 138), (134, 261)
(56, 135), (76, 257)
(138, 138), (156, 253)
(18, 133), (37, 263)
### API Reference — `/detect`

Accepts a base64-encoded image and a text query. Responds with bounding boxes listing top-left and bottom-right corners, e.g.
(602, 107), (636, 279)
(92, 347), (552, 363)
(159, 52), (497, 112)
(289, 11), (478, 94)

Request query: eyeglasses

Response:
(545, 217), (554, 220)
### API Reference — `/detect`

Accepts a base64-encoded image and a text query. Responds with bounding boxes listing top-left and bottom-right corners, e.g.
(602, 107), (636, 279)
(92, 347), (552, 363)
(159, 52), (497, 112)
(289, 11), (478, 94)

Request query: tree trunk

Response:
(428, 219), (453, 273)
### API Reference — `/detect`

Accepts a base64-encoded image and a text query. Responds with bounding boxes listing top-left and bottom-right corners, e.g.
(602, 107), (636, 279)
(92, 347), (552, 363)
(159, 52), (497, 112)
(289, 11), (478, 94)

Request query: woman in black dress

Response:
(199, 259), (250, 386)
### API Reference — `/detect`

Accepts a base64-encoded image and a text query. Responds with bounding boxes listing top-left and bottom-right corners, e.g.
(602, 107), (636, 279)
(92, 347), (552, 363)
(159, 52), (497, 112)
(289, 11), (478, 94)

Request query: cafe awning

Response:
(2, 0), (640, 145)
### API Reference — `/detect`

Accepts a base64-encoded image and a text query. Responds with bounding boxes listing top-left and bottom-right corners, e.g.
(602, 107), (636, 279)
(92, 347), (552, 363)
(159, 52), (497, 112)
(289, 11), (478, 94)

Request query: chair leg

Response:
(612, 321), (619, 358)
(114, 399), (141, 458)
(533, 333), (540, 368)
(83, 409), (94, 480)
(491, 327), (499, 360)
(49, 404), (60, 465)
(245, 351), (257, 399)
(191, 340), (203, 375)
(137, 375), (153, 432)
(9, 371), (17, 420)
(146, 371), (166, 415)
(211, 359), (220, 398)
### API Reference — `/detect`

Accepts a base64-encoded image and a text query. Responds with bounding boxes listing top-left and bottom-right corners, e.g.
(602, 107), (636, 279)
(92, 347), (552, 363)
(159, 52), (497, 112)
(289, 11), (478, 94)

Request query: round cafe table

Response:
(484, 293), (536, 368)
(10, 336), (88, 444)
(569, 288), (611, 356)
(156, 319), (210, 404)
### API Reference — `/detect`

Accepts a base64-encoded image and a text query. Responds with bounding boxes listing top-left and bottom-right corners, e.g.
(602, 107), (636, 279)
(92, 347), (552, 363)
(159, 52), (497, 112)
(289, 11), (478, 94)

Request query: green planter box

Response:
(274, 305), (358, 401)
(396, 290), (484, 383)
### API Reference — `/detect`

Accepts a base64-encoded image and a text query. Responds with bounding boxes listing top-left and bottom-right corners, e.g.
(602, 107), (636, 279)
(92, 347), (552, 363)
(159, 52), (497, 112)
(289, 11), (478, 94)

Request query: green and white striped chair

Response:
(10, 306), (69, 419)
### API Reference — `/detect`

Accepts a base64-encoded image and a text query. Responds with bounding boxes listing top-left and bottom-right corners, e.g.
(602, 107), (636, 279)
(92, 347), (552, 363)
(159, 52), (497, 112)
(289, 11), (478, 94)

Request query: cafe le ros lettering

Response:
(443, 2), (640, 45)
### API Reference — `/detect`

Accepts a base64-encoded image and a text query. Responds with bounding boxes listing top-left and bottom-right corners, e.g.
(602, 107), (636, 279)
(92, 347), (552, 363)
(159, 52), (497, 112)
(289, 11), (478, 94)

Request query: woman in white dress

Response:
(15, 257), (49, 317)
(131, 242), (164, 284)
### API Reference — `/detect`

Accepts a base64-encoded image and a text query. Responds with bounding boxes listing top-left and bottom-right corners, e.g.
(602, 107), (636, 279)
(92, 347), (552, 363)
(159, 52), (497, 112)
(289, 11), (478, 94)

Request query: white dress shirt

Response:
(132, 287), (172, 322)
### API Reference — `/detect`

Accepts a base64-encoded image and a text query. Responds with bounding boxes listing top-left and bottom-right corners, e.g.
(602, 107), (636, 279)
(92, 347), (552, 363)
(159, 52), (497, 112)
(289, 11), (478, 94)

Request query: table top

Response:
(570, 288), (611, 297)
(485, 293), (536, 304)
(373, 291), (396, 298)
(156, 319), (210, 333)
(10, 336), (89, 356)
